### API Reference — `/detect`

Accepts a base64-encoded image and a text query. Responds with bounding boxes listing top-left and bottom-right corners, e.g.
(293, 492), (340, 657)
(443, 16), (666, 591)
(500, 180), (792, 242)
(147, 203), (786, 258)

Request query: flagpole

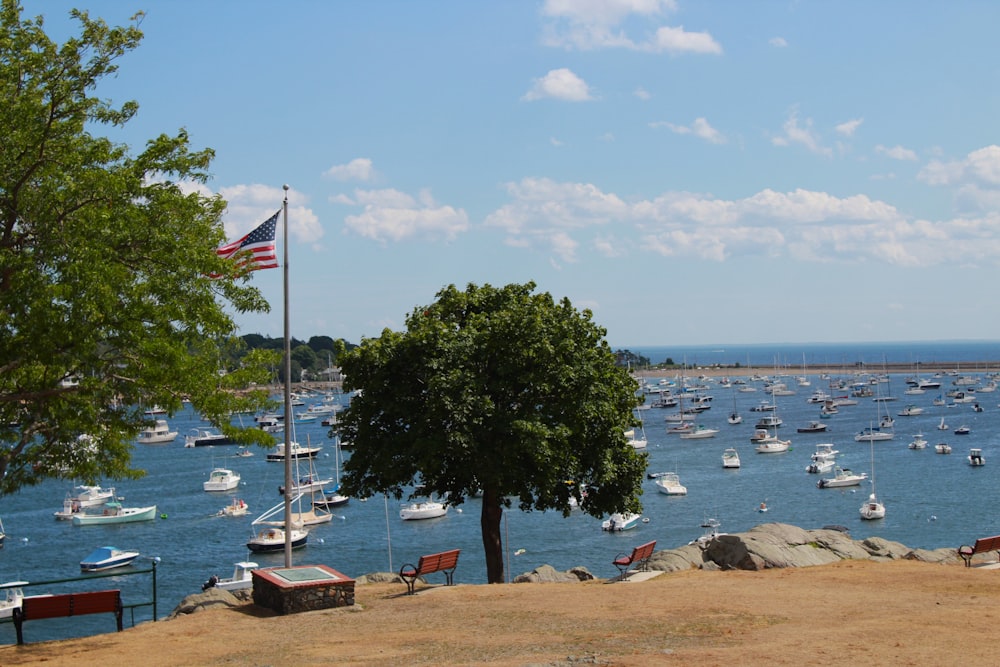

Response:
(282, 185), (293, 568)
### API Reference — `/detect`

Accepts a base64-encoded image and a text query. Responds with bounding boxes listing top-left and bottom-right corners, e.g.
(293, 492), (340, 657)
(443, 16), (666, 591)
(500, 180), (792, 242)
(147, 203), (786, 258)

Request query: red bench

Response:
(13, 589), (123, 645)
(958, 535), (1000, 567)
(612, 540), (657, 579)
(399, 549), (460, 595)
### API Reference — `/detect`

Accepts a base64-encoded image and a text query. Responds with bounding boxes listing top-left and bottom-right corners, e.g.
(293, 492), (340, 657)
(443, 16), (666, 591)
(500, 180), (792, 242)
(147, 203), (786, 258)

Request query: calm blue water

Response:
(2, 340), (1000, 643)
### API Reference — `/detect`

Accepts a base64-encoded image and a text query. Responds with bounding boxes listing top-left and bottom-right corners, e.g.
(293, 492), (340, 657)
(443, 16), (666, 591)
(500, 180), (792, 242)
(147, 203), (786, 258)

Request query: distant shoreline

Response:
(633, 361), (995, 379)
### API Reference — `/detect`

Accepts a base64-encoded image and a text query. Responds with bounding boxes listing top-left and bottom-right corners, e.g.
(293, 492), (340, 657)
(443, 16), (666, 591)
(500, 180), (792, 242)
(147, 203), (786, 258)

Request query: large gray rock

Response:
(169, 587), (246, 619)
(513, 564), (595, 583)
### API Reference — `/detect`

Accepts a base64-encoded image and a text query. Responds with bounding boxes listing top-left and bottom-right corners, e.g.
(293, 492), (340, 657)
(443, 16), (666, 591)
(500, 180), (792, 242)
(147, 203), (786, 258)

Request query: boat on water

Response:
(817, 467), (868, 489)
(722, 448), (741, 469)
(805, 443), (838, 474)
(796, 420), (827, 433)
(854, 425), (894, 442)
(400, 498), (448, 520)
(897, 405), (924, 416)
(137, 419), (178, 444)
(666, 421), (694, 434)
(935, 442), (953, 454)
(246, 498), (309, 552)
(754, 414), (782, 429)
(689, 518), (725, 546)
(908, 433), (928, 450)
(203, 467), (241, 492)
(67, 485), (115, 508)
(202, 561), (258, 592)
(625, 424), (648, 450)
(938, 416), (949, 431)
(184, 427), (234, 448)
(968, 448), (985, 466)
(755, 436), (790, 454)
(954, 425), (971, 435)
(0, 582), (27, 619)
(216, 498), (249, 517)
(71, 501), (157, 526)
(235, 447), (254, 458)
(859, 440), (885, 520)
(265, 441), (322, 462)
(79, 546), (140, 572)
(678, 424), (719, 440)
(654, 472), (687, 495)
(601, 512), (641, 532)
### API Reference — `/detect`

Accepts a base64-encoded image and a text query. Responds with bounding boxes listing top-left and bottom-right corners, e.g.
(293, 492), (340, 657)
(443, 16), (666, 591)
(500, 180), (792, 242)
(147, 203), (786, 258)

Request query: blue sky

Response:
(27, 1), (1000, 347)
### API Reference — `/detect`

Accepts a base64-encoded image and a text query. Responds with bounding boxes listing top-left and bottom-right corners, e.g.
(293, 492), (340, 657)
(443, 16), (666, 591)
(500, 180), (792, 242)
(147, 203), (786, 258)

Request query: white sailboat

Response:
(859, 439), (885, 520)
(727, 389), (742, 425)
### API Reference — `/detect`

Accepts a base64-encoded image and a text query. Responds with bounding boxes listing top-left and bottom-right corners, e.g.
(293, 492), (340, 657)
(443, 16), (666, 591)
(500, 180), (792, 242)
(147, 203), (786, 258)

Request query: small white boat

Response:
(203, 561), (259, 592)
(908, 433), (928, 450)
(601, 512), (641, 532)
(666, 421), (694, 434)
(678, 425), (719, 440)
(859, 493), (886, 520)
(235, 447), (254, 458)
(755, 437), (791, 454)
(184, 427), (233, 448)
(722, 448), (741, 469)
(937, 416), (948, 431)
(400, 499), (448, 520)
(137, 419), (178, 444)
(278, 474), (334, 496)
(80, 546), (140, 572)
(806, 458), (834, 474)
(897, 405), (924, 417)
(203, 468), (241, 492)
(796, 420), (827, 433)
(654, 472), (687, 495)
(265, 441), (322, 462)
(817, 467), (868, 488)
(854, 425), (894, 442)
(954, 425), (971, 435)
(690, 518), (725, 546)
(625, 426), (648, 450)
(216, 498), (249, 517)
(71, 502), (157, 525)
(968, 448), (985, 466)
(0, 582), (27, 619)
(935, 442), (952, 454)
(68, 485), (115, 508)
(749, 428), (771, 443)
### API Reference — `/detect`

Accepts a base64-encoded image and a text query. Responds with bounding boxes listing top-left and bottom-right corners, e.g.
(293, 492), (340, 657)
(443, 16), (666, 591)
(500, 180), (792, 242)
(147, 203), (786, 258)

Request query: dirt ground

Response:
(2, 558), (998, 666)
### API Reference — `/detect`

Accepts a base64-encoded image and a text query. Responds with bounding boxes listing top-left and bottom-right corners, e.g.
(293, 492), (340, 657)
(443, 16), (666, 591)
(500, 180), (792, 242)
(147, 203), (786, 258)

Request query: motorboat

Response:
(678, 425), (719, 440)
(854, 425), (894, 442)
(666, 421), (694, 434)
(722, 448), (741, 469)
(897, 405), (924, 417)
(935, 443), (952, 454)
(796, 420), (827, 433)
(754, 415), (782, 429)
(0, 582), (26, 619)
(954, 425), (971, 435)
(203, 467), (241, 492)
(235, 447), (254, 458)
(755, 436), (790, 454)
(68, 485), (115, 508)
(265, 441), (322, 462)
(54, 496), (85, 520)
(908, 433), (928, 450)
(203, 561), (259, 592)
(256, 415), (283, 433)
(968, 448), (985, 466)
(654, 472), (687, 495)
(806, 457), (834, 474)
(79, 546), (140, 572)
(137, 419), (178, 444)
(400, 499), (448, 520)
(601, 512), (641, 532)
(184, 427), (234, 448)
(216, 498), (249, 517)
(749, 428), (772, 443)
(817, 467), (868, 488)
(71, 501), (157, 525)
(805, 443), (838, 474)
(690, 518), (725, 546)
(278, 474), (334, 496)
(750, 401), (776, 412)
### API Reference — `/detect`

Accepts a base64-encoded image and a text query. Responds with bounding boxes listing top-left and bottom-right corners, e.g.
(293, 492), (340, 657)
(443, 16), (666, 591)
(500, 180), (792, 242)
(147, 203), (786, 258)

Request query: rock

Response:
(514, 564), (594, 583)
(168, 588), (245, 619)
(355, 572), (403, 585)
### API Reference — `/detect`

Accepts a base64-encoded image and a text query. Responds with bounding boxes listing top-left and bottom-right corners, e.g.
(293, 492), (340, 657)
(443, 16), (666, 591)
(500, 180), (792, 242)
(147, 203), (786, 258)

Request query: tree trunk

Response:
(480, 488), (505, 583)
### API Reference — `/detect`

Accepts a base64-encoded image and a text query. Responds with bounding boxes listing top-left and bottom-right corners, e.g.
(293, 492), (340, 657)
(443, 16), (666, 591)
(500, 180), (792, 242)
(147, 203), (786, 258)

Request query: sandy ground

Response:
(3, 558), (998, 666)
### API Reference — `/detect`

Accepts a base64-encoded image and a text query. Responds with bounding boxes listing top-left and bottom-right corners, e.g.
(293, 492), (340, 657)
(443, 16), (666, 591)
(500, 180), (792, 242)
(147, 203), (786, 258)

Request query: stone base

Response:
(252, 564), (355, 615)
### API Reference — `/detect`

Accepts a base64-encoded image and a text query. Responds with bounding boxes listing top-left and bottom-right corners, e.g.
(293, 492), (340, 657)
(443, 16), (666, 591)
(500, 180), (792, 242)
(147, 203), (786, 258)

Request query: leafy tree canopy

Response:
(0, 2), (279, 493)
(336, 282), (647, 583)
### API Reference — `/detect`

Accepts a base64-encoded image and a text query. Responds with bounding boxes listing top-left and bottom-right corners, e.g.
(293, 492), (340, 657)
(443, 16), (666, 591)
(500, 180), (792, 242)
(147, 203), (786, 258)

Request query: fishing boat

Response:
(184, 427), (234, 448)
(908, 433), (928, 450)
(817, 467), (867, 489)
(805, 443), (838, 474)
(601, 512), (641, 532)
(678, 424), (719, 440)
(79, 546), (140, 572)
(0, 582), (26, 619)
(796, 420), (827, 433)
(935, 442), (952, 454)
(968, 448), (985, 466)
(265, 440), (321, 462)
(71, 501), (157, 525)
(202, 561), (258, 592)
(203, 467), (241, 492)
(137, 419), (178, 444)
(67, 485), (115, 508)
(216, 498), (249, 517)
(654, 472), (687, 495)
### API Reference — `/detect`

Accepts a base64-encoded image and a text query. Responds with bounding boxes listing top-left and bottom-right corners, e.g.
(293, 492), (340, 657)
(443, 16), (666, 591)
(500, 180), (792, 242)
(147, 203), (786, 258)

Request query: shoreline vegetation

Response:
(2, 557), (992, 666)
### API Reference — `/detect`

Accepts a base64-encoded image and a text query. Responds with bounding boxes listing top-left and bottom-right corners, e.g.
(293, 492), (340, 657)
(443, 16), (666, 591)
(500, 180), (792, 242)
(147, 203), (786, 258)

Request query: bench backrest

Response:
(633, 541), (656, 560)
(417, 549), (460, 573)
(974, 536), (1000, 552)
(22, 590), (121, 621)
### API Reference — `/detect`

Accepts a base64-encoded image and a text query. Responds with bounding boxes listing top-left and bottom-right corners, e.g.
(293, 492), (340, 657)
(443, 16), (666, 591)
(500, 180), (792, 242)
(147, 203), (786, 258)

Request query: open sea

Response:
(3, 339), (1000, 644)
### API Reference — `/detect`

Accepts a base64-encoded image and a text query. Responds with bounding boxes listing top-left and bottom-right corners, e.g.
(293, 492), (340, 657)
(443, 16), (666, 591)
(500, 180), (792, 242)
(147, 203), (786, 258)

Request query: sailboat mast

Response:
(281, 185), (293, 567)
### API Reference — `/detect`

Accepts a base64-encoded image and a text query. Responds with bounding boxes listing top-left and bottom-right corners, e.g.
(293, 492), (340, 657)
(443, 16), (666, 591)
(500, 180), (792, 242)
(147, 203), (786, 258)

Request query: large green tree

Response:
(336, 282), (647, 584)
(0, 3), (278, 493)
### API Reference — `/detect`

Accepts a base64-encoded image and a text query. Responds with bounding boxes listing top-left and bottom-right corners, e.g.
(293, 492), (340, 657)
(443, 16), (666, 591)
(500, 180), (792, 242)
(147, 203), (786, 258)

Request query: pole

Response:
(282, 185), (293, 568)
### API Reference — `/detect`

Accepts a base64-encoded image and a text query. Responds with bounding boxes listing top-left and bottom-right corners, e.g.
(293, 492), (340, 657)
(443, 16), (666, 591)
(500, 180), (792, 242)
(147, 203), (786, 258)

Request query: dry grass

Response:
(3, 558), (998, 666)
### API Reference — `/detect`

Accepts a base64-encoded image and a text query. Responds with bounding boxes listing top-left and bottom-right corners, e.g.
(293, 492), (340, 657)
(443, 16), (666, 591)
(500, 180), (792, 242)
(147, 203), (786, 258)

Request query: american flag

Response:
(215, 210), (280, 274)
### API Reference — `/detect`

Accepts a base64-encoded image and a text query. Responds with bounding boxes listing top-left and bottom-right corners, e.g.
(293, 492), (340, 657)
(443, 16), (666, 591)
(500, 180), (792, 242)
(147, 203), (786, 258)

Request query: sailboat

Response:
(314, 436), (350, 508)
(727, 389), (742, 425)
(859, 438), (885, 520)
(246, 496), (309, 553)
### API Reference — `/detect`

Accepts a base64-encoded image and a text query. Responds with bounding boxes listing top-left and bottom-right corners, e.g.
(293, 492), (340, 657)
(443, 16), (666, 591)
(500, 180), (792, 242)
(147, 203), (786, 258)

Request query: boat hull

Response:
(71, 505), (157, 525)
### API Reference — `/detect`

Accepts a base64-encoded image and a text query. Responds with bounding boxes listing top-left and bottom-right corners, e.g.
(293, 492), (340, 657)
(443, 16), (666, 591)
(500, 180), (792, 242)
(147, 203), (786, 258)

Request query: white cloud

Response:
(919, 145), (1000, 187)
(835, 118), (863, 137)
(875, 144), (918, 161)
(652, 117), (726, 144)
(523, 68), (595, 101)
(634, 86), (651, 100)
(323, 158), (377, 182)
(540, 0), (721, 55)
(343, 188), (469, 243)
(771, 108), (832, 157)
(769, 36), (788, 47)
(218, 183), (323, 244)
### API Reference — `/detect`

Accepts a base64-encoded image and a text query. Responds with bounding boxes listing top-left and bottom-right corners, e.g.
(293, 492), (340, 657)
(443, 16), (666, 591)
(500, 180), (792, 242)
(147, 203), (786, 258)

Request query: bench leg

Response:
(444, 570), (455, 586)
(13, 611), (23, 646)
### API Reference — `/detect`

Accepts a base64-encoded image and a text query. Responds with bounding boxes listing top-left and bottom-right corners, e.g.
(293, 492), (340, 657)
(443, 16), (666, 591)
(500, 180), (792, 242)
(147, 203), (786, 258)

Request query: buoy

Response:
(317, 538), (325, 544)
(514, 548), (525, 556)
(160, 513), (168, 519)
(456, 508), (462, 513)
(20, 537), (28, 543)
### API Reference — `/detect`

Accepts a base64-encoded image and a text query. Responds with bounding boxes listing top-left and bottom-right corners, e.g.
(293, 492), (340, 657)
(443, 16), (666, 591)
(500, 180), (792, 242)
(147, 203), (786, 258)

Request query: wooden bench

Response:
(399, 549), (460, 595)
(613, 540), (657, 579)
(958, 535), (1000, 567)
(13, 589), (123, 645)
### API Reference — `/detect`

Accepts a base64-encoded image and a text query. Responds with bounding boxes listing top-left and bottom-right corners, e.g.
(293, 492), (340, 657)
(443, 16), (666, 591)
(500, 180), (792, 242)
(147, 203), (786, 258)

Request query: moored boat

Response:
(203, 561), (259, 592)
(968, 448), (985, 466)
(817, 467), (867, 489)
(265, 441), (322, 462)
(601, 512), (641, 532)
(722, 448), (741, 469)
(71, 502), (157, 525)
(654, 472), (687, 495)
(203, 467), (241, 492)
(184, 427), (234, 448)
(137, 419), (178, 444)
(79, 546), (140, 572)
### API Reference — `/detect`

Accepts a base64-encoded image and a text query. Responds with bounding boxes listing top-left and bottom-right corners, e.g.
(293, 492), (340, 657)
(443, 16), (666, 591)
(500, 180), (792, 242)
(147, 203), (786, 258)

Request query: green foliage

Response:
(336, 282), (647, 583)
(0, 3), (277, 493)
